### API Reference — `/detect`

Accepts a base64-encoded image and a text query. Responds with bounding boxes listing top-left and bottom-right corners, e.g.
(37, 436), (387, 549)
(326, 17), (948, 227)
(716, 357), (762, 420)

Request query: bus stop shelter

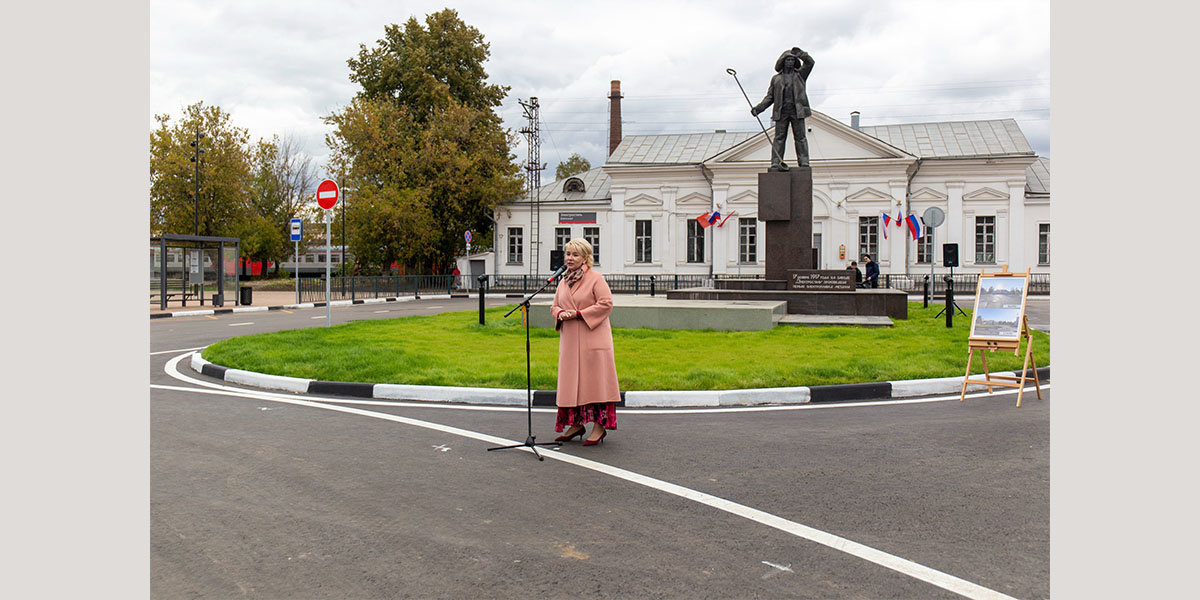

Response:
(151, 234), (240, 311)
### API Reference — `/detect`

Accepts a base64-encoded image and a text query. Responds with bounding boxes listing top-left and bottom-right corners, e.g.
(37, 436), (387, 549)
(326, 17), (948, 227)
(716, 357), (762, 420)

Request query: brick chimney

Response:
(608, 80), (623, 156)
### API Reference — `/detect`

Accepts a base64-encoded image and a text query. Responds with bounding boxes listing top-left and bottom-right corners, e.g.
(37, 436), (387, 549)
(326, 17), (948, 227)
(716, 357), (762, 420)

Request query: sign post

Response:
(317, 179), (340, 327)
(290, 218), (303, 304)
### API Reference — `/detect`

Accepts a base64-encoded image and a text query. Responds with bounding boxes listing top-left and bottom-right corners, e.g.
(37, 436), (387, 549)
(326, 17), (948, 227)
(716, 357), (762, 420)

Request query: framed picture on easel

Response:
(959, 267), (1042, 406)
(968, 274), (1028, 340)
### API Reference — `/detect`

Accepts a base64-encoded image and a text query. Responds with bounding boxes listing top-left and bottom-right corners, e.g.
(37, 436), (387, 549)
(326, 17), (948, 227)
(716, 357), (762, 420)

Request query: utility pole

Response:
(519, 97), (545, 275)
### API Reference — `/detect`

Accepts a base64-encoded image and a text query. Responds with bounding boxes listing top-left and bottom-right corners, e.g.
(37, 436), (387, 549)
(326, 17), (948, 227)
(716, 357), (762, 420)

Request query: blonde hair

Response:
(563, 237), (594, 268)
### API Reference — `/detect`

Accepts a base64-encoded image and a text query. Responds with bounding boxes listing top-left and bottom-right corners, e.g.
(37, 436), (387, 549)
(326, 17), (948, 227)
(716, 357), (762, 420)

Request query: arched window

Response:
(563, 177), (585, 193)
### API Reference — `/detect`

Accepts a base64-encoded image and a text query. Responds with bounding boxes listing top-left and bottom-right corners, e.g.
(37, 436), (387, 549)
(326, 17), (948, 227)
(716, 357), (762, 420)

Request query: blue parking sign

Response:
(290, 218), (302, 241)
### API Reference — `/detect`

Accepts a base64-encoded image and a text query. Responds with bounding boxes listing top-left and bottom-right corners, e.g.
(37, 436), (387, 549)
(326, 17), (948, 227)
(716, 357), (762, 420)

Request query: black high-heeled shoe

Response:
(554, 426), (585, 442)
(582, 428), (607, 446)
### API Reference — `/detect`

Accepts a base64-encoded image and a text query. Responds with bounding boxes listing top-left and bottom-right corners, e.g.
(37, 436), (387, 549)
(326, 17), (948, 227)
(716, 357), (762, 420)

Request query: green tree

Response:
(150, 102), (252, 238)
(555, 153), (591, 180)
(243, 135), (318, 276)
(327, 9), (523, 274)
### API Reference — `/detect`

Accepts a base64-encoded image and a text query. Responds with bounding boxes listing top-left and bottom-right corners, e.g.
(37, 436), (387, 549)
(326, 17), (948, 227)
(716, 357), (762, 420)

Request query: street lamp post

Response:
(189, 128), (205, 236)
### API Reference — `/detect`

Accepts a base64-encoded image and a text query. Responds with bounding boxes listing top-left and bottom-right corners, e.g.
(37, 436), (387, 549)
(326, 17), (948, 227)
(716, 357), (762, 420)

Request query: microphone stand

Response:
(487, 269), (566, 461)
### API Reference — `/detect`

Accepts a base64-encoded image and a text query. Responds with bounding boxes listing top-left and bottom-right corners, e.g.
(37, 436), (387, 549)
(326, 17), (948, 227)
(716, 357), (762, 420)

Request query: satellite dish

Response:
(922, 206), (945, 228)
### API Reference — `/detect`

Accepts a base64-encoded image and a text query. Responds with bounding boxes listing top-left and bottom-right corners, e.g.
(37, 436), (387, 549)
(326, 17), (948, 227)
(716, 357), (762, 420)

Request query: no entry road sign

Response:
(317, 179), (339, 210)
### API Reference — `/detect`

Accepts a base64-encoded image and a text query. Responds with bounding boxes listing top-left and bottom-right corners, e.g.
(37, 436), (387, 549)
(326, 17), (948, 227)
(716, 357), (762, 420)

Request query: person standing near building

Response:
(551, 238), (620, 446)
(862, 254), (879, 288)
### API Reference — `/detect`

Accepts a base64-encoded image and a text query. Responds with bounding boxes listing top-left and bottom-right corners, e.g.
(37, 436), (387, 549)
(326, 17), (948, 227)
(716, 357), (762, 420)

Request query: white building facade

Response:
(491, 111), (1050, 280)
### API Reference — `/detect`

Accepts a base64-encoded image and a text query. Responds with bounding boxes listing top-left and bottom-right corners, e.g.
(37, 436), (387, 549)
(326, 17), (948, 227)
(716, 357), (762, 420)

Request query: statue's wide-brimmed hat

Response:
(775, 50), (801, 72)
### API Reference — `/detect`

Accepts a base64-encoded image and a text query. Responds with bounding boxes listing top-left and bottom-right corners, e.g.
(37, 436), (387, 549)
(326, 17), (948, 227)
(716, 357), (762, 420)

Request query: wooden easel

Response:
(958, 267), (1042, 407)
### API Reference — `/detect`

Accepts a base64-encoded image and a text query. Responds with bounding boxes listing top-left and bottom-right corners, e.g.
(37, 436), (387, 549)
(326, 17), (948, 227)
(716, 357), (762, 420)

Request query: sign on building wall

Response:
(558, 212), (597, 224)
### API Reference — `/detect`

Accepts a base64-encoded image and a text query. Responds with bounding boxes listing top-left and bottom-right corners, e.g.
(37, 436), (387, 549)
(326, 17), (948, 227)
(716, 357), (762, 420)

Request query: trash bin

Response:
(239, 286), (252, 305)
(212, 293), (223, 307)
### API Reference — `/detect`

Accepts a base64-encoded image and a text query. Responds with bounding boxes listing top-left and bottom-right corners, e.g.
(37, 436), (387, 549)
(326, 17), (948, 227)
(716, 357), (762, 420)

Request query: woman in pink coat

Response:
(551, 238), (620, 446)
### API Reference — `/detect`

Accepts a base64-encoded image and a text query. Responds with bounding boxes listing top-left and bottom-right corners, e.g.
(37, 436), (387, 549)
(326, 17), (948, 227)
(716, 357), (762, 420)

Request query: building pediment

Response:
(727, 189), (758, 205)
(845, 186), (894, 203)
(910, 186), (948, 202)
(963, 186), (1009, 201)
(677, 192), (711, 207)
(624, 193), (663, 207)
(707, 111), (915, 164)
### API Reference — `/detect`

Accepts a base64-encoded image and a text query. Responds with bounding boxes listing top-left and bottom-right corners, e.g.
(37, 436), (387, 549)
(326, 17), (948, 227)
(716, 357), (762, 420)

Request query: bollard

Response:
(478, 274), (487, 325)
(944, 276), (954, 328)
(634, 275), (640, 295)
(650, 275), (656, 297)
(923, 275), (930, 308)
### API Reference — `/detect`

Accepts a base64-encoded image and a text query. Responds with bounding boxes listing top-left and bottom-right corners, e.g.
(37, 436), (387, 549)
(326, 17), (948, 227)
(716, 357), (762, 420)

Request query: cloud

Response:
(152, 0), (1050, 178)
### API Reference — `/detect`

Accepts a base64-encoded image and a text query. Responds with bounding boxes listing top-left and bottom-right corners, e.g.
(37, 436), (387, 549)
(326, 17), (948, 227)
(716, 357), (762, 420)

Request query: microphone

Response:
(547, 264), (568, 283)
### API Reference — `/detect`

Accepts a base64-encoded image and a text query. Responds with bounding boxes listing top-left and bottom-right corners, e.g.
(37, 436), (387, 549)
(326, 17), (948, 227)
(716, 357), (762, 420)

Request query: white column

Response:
(996, 208), (1009, 270)
(1006, 178), (1026, 271)
(660, 186), (677, 272)
(946, 181), (964, 252)
(609, 187), (626, 272)
(888, 179), (907, 274)
(711, 183), (729, 275)
(830, 182), (849, 265)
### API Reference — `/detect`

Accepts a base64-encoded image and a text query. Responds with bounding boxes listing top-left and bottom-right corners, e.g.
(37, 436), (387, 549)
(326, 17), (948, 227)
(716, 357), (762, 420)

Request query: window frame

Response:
(974, 216), (995, 264)
(738, 217), (757, 264)
(583, 226), (600, 266)
(686, 219), (705, 263)
(858, 216), (878, 260)
(507, 227), (524, 265)
(635, 219), (653, 263)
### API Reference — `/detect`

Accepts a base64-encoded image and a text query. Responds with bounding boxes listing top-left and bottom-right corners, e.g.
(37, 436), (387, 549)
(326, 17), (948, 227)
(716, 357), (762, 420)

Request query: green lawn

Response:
(201, 302), (1048, 390)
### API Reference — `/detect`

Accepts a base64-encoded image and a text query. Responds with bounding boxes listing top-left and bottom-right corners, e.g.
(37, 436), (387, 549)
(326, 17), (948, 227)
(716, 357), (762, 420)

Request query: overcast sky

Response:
(152, 0), (1050, 180)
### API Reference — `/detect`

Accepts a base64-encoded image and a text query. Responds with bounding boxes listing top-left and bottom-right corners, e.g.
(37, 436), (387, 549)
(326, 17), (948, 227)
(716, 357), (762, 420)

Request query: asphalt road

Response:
(151, 297), (1049, 599)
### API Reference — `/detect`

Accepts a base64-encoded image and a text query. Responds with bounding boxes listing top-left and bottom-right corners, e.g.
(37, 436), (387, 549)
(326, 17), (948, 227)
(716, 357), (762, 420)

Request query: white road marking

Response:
(157, 352), (1024, 600)
(311, 316), (325, 319)
(761, 560), (794, 579)
(432, 444), (451, 452)
(150, 347), (205, 356)
(229, 322), (254, 327)
(373, 310), (389, 313)
(762, 560), (793, 572)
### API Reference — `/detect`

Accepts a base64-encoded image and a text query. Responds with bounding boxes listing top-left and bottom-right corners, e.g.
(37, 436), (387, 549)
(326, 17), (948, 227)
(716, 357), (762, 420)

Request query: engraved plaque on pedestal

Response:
(787, 269), (856, 291)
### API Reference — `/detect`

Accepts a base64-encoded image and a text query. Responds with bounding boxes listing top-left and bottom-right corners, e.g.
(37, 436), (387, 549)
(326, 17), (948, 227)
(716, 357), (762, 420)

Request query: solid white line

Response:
(229, 322), (254, 327)
(150, 346), (205, 356)
(159, 352), (1022, 599)
(373, 310), (389, 313)
(311, 316), (325, 319)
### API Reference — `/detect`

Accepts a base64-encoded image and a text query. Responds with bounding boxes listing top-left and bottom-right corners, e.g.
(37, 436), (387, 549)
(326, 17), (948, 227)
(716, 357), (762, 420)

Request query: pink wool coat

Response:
(551, 268), (621, 408)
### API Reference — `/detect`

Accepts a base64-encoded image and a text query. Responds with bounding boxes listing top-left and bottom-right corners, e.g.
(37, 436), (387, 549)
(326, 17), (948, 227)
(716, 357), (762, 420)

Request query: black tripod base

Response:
(935, 303), (968, 318)
(487, 435), (562, 461)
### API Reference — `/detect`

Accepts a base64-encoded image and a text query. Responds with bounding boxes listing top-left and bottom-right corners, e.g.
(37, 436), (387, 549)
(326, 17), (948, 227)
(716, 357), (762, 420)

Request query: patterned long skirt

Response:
(555, 402), (618, 432)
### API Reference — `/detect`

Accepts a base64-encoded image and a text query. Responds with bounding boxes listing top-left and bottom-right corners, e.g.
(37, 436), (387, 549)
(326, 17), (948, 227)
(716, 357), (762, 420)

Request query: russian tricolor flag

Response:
(906, 213), (922, 240)
(880, 212), (892, 239)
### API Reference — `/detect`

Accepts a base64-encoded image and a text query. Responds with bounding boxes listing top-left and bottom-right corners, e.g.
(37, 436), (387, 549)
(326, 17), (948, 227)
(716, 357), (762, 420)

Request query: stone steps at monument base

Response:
(777, 314), (894, 327)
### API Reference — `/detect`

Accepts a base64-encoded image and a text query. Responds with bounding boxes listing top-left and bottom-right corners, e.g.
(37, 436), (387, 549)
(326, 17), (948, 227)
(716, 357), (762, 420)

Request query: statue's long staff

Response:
(726, 67), (787, 169)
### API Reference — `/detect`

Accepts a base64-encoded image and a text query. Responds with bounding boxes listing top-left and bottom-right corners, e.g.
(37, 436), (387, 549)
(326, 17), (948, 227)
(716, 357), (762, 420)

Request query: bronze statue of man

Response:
(751, 47), (814, 171)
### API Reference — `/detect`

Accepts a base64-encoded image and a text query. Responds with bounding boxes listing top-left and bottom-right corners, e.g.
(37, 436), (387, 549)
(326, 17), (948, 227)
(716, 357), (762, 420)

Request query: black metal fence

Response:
(299, 275), (458, 303)
(882, 272), (1050, 295)
(298, 271), (1048, 302)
